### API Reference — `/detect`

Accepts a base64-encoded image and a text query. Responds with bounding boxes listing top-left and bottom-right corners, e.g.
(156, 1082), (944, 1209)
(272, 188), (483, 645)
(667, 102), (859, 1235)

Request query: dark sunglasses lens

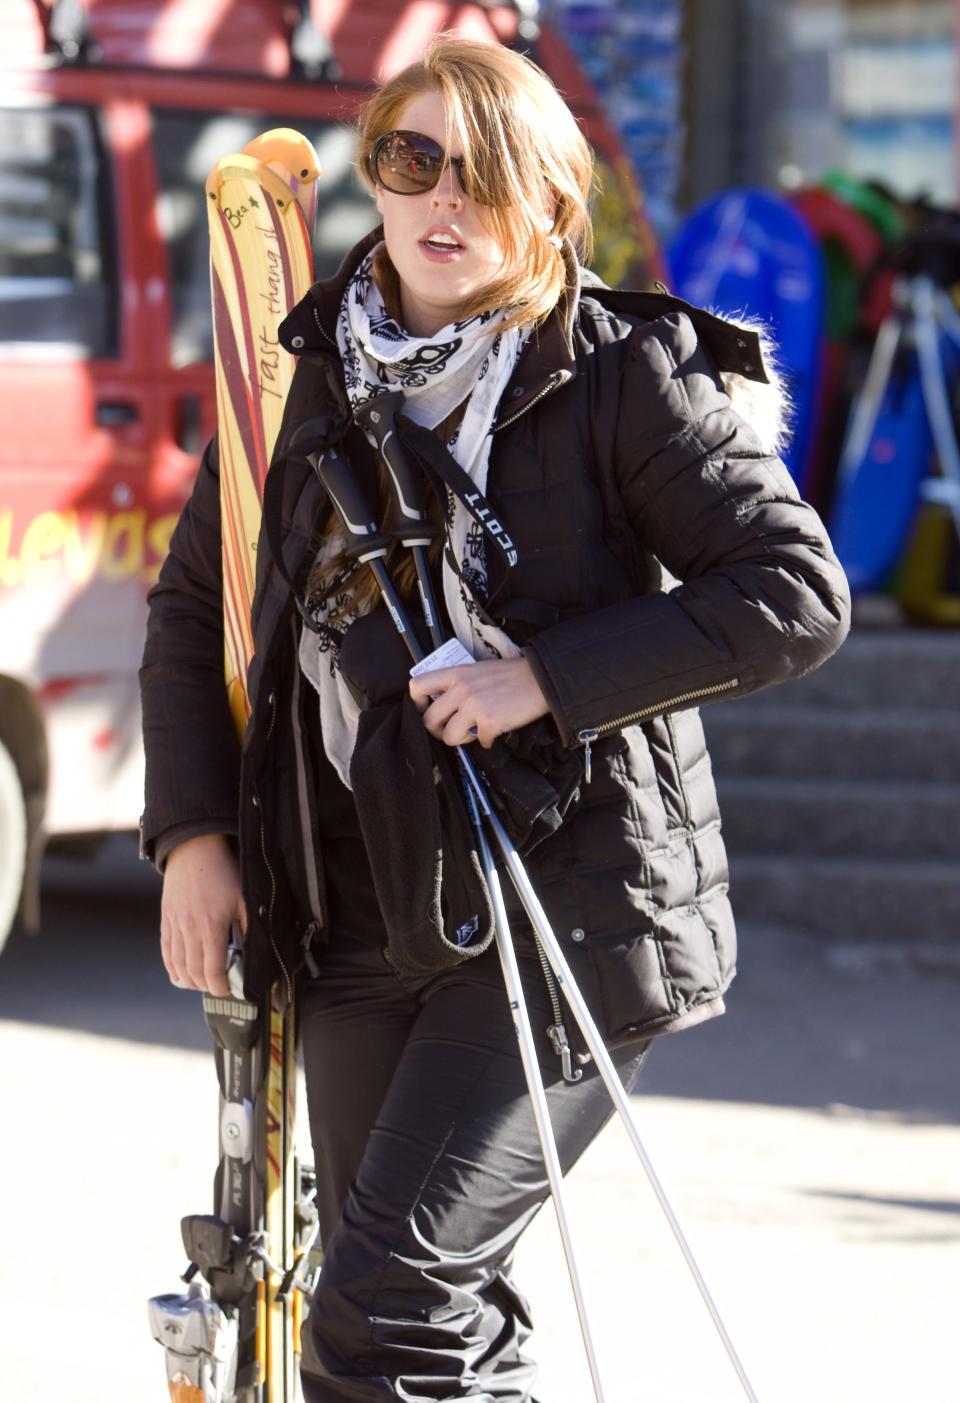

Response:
(375, 133), (446, 194)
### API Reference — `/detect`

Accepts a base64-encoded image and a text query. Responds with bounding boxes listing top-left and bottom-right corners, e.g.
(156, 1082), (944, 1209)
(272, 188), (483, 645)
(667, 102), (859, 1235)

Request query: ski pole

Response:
(353, 391), (445, 648)
(358, 401), (761, 1401)
(472, 798), (761, 1403)
(466, 782), (610, 1403)
(295, 418), (761, 1403)
(295, 417), (610, 1400)
(354, 399), (625, 1394)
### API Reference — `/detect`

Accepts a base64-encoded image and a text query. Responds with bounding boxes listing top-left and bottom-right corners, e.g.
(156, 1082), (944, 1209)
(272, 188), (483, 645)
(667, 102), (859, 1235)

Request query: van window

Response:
(152, 109), (376, 367)
(0, 106), (117, 358)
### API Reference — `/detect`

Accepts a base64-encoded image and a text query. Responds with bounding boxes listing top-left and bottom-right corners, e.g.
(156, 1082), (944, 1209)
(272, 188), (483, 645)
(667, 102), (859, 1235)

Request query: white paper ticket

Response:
(409, 638), (476, 677)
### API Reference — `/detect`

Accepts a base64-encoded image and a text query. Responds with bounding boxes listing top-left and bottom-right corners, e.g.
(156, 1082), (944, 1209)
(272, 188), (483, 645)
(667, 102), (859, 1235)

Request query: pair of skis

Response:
(147, 131), (322, 1403)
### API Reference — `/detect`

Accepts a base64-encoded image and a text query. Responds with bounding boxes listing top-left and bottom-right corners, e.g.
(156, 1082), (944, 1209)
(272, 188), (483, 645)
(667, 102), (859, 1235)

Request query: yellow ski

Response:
(206, 128), (319, 1403)
(205, 129), (319, 733)
(148, 129), (320, 1403)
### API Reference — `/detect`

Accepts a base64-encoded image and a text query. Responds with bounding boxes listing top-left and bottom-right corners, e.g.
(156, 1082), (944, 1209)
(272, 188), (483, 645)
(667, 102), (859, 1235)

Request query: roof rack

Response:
(31, 0), (345, 77)
(288, 0), (342, 82)
(34, 0), (100, 65)
(476, 0), (540, 39)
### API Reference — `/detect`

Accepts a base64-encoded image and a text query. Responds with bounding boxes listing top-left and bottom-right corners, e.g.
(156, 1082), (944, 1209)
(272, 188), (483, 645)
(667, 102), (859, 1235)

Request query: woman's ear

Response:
(542, 192), (560, 248)
(543, 184), (560, 232)
(375, 184), (386, 216)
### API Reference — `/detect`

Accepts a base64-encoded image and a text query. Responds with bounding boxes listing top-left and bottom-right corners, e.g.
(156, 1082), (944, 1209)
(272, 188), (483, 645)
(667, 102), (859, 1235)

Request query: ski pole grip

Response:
(291, 417), (390, 562)
(353, 392), (439, 546)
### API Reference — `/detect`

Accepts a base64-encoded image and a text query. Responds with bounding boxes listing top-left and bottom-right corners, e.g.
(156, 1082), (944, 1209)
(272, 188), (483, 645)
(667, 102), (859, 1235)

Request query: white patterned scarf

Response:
(298, 245), (529, 786)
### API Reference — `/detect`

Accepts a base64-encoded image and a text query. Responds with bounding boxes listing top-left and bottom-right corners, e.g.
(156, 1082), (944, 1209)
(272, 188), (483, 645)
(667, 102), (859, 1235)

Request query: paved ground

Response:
(1, 836), (957, 1401)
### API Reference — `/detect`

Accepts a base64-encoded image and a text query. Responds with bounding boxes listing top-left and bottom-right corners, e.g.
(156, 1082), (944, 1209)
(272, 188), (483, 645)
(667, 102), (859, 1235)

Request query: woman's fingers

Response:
(202, 926), (233, 998)
(179, 920), (227, 996)
(411, 670), (492, 746)
(419, 678), (474, 739)
(408, 657), (550, 748)
(161, 919), (194, 989)
(160, 834), (243, 997)
(161, 908), (231, 995)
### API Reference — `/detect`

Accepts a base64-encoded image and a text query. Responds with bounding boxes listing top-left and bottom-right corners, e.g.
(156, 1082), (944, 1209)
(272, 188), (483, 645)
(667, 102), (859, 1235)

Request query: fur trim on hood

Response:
(718, 316), (793, 460)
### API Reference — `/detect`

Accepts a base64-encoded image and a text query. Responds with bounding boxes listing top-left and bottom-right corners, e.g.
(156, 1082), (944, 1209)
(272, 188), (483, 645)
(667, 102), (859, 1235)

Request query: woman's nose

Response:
(431, 163), (463, 207)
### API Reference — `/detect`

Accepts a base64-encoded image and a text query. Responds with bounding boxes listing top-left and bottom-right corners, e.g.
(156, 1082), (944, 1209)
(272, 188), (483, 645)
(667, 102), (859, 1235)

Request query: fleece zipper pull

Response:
(302, 921), (322, 978)
(577, 728), (598, 784)
(547, 1023), (582, 1084)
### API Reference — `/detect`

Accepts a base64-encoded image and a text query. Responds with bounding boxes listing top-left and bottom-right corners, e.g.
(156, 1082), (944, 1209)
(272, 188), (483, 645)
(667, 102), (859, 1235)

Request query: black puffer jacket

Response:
(140, 230), (850, 1045)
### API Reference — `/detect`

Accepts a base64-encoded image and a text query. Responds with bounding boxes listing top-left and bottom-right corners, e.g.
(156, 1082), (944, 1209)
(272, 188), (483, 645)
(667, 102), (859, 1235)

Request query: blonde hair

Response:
(357, 35), (595, 330)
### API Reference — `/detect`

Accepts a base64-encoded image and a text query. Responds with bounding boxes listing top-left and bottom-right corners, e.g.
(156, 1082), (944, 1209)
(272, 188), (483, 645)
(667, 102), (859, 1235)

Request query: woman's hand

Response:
(408, 656), (550, 748)
(160, 833), (246, 996)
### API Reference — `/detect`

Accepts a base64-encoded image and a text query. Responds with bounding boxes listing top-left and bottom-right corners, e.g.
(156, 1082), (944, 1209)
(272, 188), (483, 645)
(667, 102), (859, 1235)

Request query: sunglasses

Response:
(370, 130), (472, 198)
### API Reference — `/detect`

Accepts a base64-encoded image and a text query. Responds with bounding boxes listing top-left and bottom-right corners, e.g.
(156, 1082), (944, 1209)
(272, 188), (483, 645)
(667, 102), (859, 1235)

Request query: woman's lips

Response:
(420, 232), (464, 262)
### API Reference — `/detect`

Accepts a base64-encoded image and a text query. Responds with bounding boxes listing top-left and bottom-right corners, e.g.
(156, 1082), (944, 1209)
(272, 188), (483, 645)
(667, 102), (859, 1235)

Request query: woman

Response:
(140, 36), (850, 1402)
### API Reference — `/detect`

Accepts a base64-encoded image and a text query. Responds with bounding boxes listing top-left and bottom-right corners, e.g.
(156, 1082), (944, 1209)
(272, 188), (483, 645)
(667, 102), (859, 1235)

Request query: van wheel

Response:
(0, 738), (27, 956)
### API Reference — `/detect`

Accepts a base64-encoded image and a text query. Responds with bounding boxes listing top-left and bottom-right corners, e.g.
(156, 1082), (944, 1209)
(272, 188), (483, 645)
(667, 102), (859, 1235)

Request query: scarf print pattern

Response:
(299, 246), (529, 787)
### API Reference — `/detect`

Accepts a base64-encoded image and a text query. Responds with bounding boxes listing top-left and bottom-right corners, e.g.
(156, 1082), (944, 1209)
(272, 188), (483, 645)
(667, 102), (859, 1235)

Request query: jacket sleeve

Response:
(139, 436), (241, 864)
(524, 311), (851, 746)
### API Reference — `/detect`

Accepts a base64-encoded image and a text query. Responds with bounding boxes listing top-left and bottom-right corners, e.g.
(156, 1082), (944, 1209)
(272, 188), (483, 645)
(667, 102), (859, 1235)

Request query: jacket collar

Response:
(278, 225), (383, 356)
(277, 228), (581, 415)
(278, 230), (770, 414)
(492, 244), (581, 427)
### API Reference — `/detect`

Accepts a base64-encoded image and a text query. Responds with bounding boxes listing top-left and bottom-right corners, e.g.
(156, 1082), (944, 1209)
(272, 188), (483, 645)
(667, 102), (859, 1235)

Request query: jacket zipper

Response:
(577, 676), (739, 781)
(310, 305), (337, 348)
(529, 935), (582, 1083)
(253, 690), (293, 1004)
(493, 371), (565, 434)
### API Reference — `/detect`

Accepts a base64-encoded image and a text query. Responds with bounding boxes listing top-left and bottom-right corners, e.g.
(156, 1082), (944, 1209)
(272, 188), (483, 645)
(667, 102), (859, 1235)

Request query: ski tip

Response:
(244, 128), (322, 185)
(205, 131), (321, 226)
(204, 152), (295, 210)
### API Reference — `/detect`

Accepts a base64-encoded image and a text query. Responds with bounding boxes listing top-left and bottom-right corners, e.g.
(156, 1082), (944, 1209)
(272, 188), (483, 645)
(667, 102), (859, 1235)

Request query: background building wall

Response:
(547, 0), (958, 240)
(683, 0), (788, 209)
(777, 0), (957, 202)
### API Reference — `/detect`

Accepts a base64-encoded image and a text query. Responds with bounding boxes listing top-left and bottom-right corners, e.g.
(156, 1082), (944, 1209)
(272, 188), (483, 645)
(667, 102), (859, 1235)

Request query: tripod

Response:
(292, 395), (761, 1403)
(831, 230), (960, 593)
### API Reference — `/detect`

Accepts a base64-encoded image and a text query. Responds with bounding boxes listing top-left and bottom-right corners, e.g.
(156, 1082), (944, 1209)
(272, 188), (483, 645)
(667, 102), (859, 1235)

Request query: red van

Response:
(0, 0), (660, 951)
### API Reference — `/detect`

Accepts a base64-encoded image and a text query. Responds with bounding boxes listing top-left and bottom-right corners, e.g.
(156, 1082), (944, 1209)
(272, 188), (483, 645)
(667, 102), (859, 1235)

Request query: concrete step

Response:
(700, 627), (960, 944)
(703, 705), (960, 784)
(726, 855), (960, 943)
(738, 629), (960, 711)
(715, 777), (960, 861)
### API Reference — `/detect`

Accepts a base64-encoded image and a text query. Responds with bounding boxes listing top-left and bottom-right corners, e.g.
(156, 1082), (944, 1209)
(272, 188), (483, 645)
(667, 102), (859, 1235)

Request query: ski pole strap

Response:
(395, 416), (520, 571)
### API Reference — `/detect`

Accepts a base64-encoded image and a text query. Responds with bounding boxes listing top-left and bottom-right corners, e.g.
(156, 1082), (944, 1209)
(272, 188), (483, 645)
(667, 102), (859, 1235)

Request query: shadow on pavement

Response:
(640, 920), (960, 1125)
(1, 836), (958, 1123)
(803, 1189), (960, 1218)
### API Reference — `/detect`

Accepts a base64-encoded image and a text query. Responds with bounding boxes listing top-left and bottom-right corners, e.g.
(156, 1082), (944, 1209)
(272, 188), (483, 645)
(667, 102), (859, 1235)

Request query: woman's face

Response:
(374, 89), (507, 338)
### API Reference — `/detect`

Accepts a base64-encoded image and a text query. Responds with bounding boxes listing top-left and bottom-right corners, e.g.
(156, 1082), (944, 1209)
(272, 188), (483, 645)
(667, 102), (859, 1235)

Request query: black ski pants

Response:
(297, 936), (650, 1402)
